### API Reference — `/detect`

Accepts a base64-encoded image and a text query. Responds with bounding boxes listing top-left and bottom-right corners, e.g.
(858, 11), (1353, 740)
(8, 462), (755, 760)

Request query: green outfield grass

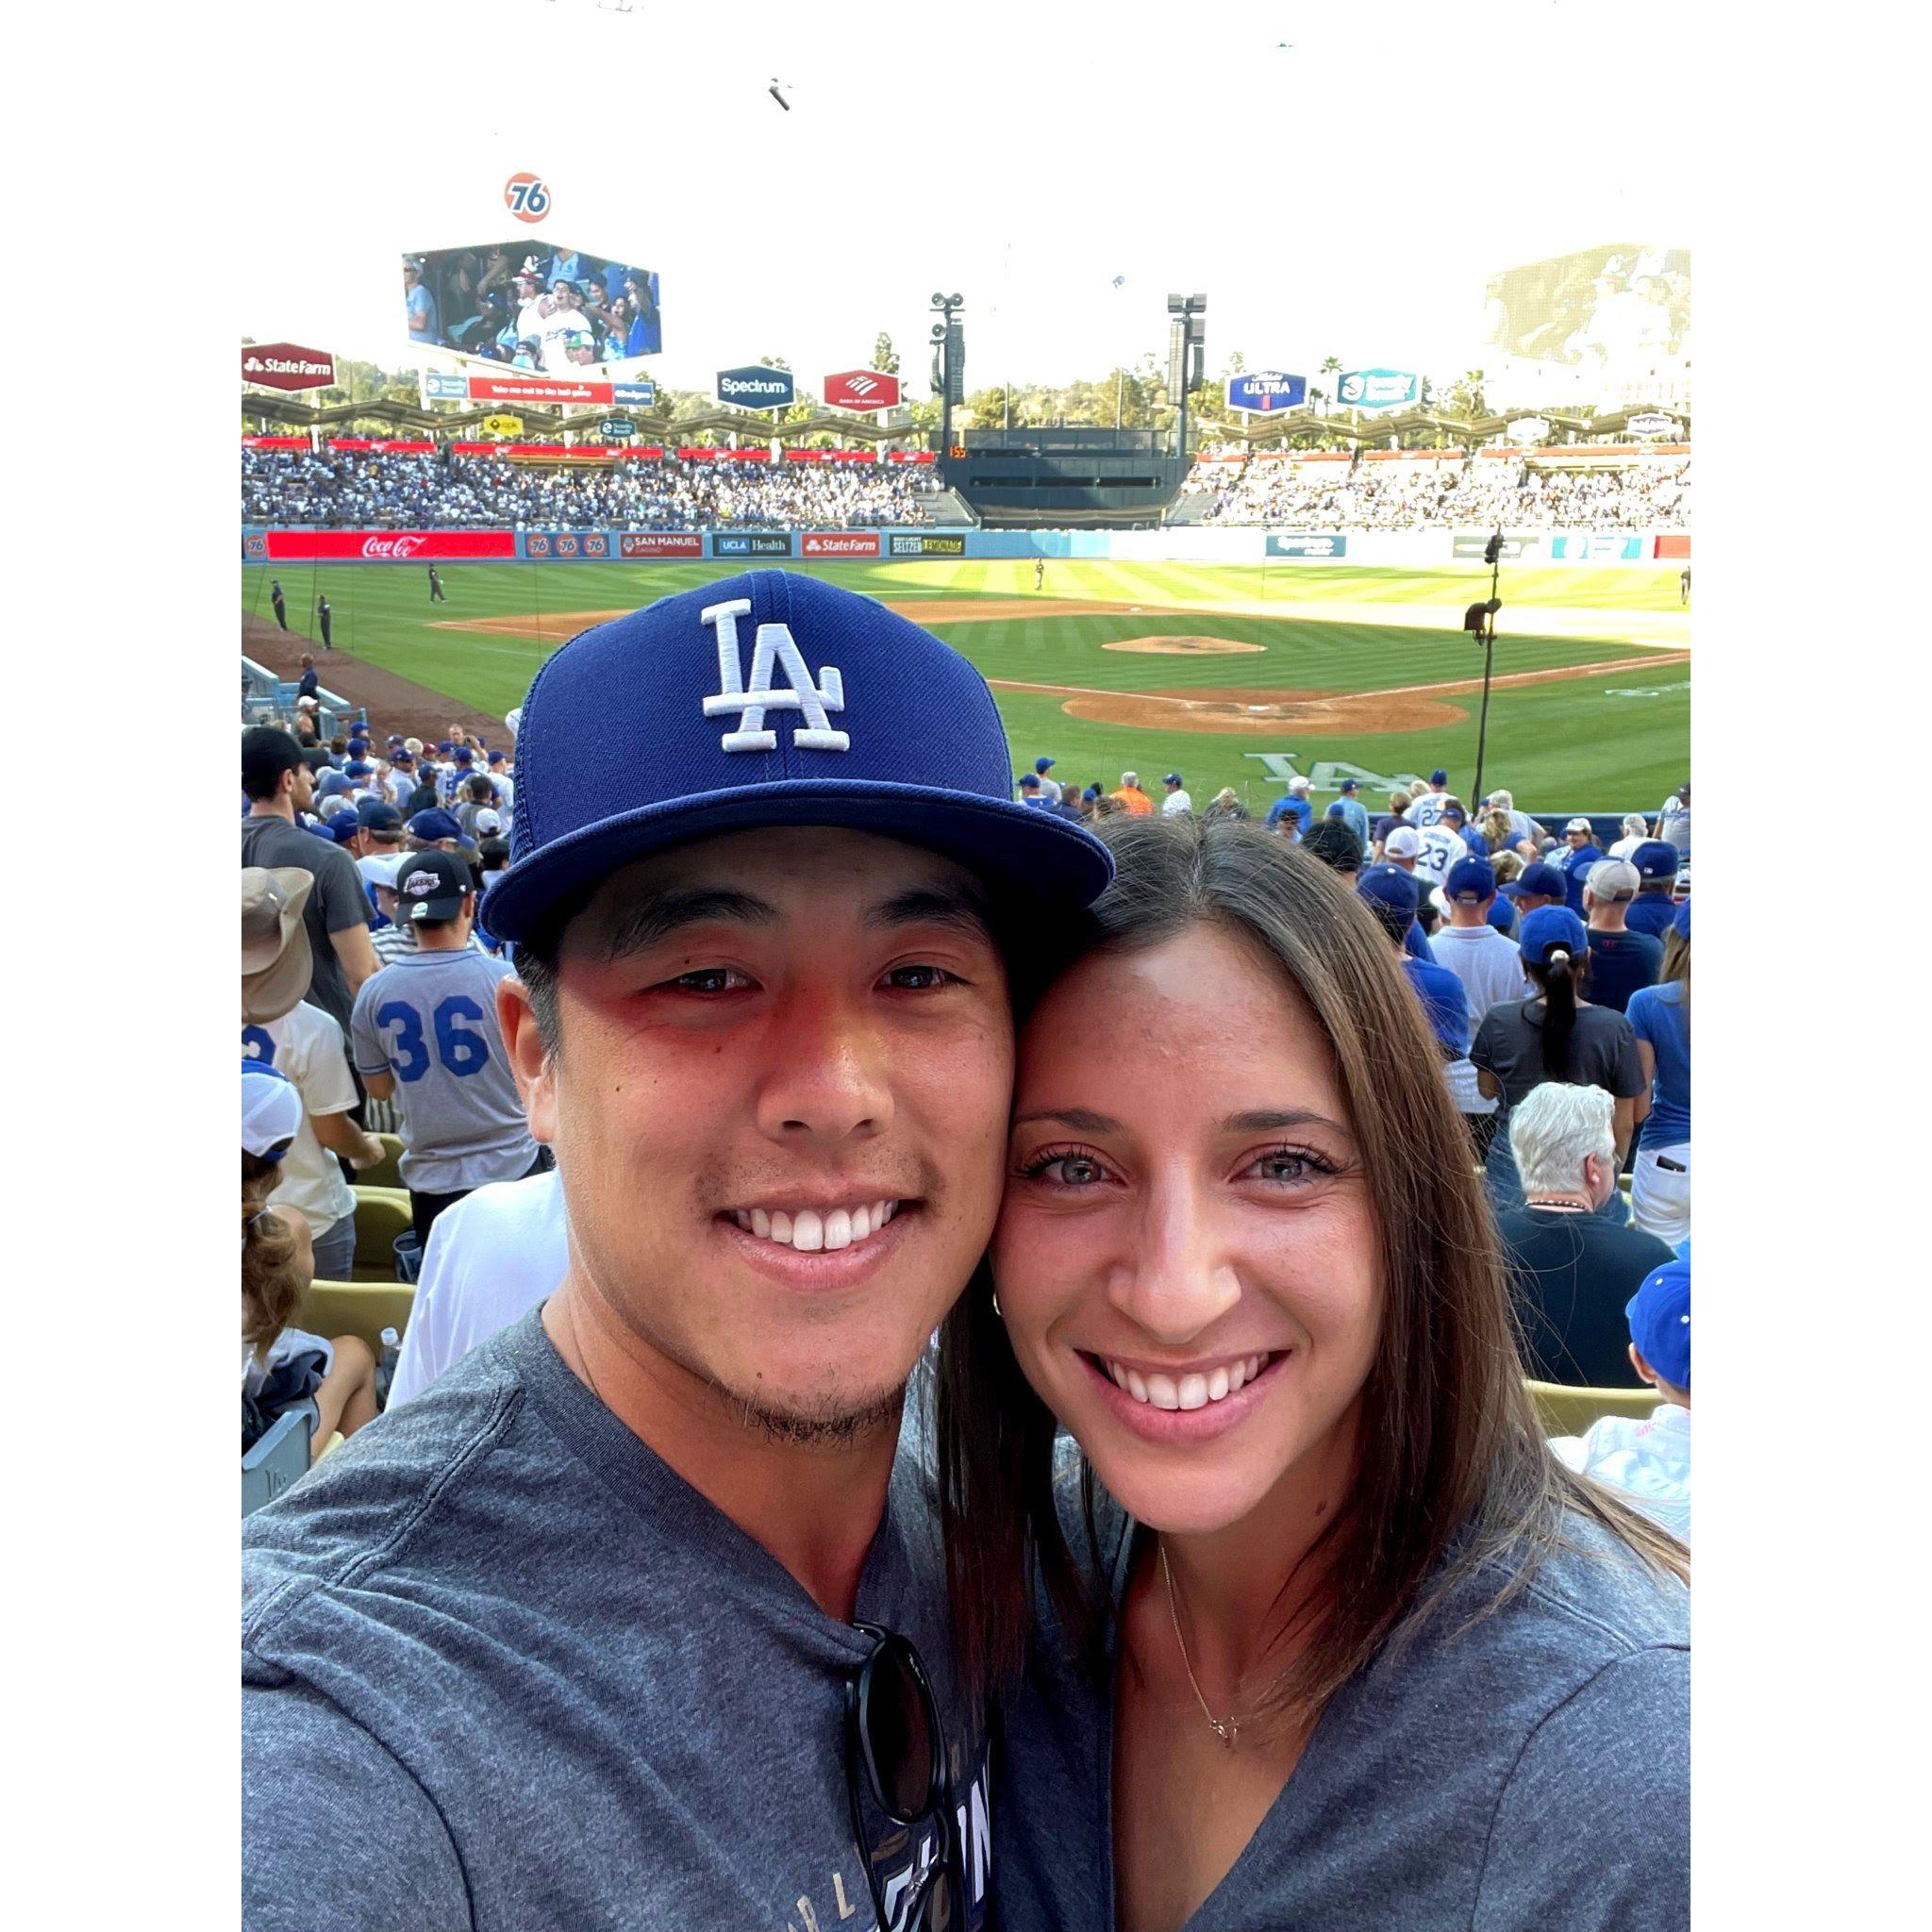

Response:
(242, 558), (1690, 813)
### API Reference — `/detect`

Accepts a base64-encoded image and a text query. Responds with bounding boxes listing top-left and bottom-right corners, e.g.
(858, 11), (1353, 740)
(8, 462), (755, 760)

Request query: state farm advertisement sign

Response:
(621, 532), (705, 558)
(261, 530), (519, 562)
(242, 342), (337, 392)
(823, 369), (902, 412)
(802, 531), (882, 558)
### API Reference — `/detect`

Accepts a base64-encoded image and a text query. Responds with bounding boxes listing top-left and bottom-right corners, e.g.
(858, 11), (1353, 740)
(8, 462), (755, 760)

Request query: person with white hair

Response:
(1584, 858), (1663, 1014)
(1486, 788), (1538, 849)
(1608, 813), (1653, 860)
(1265, 773), (1313, 836)
(1494, 1082), (1675, 1386)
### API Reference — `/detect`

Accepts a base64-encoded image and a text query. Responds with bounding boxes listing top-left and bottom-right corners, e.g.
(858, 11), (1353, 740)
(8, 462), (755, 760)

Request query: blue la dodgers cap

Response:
(1632, 839), (1679, 882)
(1626, 1256), (1690, 1389)
(487, 571), (1115, 944)
(1445, 857), (1497, 902)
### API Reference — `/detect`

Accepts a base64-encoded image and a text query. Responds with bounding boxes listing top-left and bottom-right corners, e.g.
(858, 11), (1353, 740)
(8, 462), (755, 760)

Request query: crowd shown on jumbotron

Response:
(242, 446), (941, 530)
(405, 247), (663, 368)
(242, 574), (1690, 1928)
(1179, 450), (1690, 529)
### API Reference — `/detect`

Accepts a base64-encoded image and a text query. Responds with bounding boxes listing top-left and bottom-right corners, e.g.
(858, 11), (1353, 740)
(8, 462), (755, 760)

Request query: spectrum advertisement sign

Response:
(1226, 372), (1307, 413)
(716, 365), (796, 409)
(888, 532), (966, 558)
(1337, 368), (1419, 409)
(802, 532), (883, 558)
(1265, 532), (1346, 558)
(258, 529), (518, 562)
(622, 532), (704, 558)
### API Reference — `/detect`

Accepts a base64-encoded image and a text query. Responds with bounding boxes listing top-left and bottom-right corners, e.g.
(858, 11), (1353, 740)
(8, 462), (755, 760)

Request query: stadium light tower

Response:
(930, 291), (964, 457)
(1166, 292), (1207, 461)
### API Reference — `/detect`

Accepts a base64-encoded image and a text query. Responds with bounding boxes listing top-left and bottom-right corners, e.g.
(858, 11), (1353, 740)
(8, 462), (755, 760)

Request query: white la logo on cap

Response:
(402, 870), (441, 898)
(699, 599), (849, 754)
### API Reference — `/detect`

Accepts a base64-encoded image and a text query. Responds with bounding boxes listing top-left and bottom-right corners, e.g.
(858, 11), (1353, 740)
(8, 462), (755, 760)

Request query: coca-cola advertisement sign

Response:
(242, 342), (337, 392)
(621, 532), (704, 558)
(822, 369), (902, 412)
(801, 532), (882, 558)
(260, 529), (519, 562)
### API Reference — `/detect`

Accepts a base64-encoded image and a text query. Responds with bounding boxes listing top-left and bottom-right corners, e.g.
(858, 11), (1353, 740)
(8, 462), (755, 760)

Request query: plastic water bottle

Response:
(375, 1326), (402, 1411)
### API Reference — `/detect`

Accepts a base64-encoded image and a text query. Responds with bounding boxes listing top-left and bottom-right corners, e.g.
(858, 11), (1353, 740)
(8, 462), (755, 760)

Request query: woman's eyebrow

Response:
(1223, 1108), (1352, 1137)
(1011, 1108), (1123, 1134)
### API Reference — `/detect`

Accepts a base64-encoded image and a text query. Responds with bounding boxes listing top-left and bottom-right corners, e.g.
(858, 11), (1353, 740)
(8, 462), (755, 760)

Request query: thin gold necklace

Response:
(1158, 1541), (1245, 1749)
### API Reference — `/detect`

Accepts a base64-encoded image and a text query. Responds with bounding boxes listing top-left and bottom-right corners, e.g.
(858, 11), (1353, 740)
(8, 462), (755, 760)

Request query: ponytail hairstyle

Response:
(1660, 924), (1690, 1032)
(242, 1148), (308, 1361)
(1527, 945), (1584, 1079)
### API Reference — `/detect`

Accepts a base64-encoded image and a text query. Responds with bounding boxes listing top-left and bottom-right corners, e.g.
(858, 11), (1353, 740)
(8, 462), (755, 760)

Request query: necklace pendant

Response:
(1212, 1718), (1238, 1748)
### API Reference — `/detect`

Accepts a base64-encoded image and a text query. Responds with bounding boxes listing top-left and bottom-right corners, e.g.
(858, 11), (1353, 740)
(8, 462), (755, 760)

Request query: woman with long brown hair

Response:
(933, 817), (1687, 1931)
(1626, 900), (1691, 1245)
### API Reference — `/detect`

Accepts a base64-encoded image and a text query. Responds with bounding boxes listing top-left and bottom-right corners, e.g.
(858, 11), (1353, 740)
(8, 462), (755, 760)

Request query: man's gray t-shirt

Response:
(242, 1311), (991, 1932)
(241, 816), (371, 1037)
(996, 1484), (1688, 1932)
(349, 950), (536, 1193)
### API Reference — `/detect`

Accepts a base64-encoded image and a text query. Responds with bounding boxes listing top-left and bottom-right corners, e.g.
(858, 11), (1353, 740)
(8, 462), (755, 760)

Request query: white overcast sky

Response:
(242, 0), (1688, 391)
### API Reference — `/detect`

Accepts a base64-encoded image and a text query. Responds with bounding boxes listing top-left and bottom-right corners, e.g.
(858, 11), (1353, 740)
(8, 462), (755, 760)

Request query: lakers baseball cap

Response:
(486, 571), (1114, 945)
(397, 851), (472, 923)
(1446, 857), (1497, 902)
(1626, 1256), (1690, 1390)
(1632, 839), (1678, 882)
(242, 868), (313, 1024)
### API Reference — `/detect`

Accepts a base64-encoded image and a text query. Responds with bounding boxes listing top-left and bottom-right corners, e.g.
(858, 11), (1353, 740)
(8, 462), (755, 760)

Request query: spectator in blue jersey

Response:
(350, 850), (551, 1244)
(1265, 773), (1314, 836)
(1626, 902), (1691, 1245)
(1430, 858), (1528, 1158)
(1553, 818), (1606, 911)
(1624, 841), (1681, 940)
(1333, 777), (1371, 852)
(1583, 859), (1663, 1014)
(1358, 866), (1475, 1108)
(1501, 858), (1568, 924)
(1017, 773), (1052, 808)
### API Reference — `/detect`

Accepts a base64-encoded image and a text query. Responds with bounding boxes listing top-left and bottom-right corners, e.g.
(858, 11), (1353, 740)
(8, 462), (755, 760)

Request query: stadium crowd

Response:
(242, 446), (942, 530)
(406, 247), (662, 366)
(241, 573), (1689, 1928)
(1183, 453), (1690, 529)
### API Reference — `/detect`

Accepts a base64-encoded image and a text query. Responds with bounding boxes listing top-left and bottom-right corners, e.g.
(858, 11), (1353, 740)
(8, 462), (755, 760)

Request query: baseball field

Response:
(240, 558), (1690, 812)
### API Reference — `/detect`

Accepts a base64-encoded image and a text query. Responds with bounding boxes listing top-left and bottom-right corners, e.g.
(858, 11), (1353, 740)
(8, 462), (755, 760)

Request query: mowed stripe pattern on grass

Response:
(241, 558), (1689, 813)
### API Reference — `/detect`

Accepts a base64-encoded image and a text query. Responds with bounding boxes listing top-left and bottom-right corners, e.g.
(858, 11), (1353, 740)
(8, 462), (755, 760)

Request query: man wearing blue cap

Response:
(242, 572), (1114, 1932)
(1404, 768), (1452, 829)
(1550, 1255), (1691, 1542)
(1032, 755), (1060, 804)
(1624, 840), (1681, 940)
(1431, 857), (1528, 1158)
(1332, 776), (1370, 852)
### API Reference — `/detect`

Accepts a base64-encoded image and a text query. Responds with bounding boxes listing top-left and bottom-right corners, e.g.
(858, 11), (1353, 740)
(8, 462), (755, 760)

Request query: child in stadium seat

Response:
(241, 1064), (377, 1466)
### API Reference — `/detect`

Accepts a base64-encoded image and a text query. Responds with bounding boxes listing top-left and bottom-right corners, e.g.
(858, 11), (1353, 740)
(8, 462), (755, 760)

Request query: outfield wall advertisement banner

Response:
(1549, 533), (1644, 560)
(711, 532), (792, 558)
(259, 529), (519, 562)
(888, 533), (966, 557)
(621, 532), (704, 558)
(802, 532), (882, 557)
(1337, 369), (1419, 409)
(1452, 533), (1540, 559)
(1266, 533), (1347, 558)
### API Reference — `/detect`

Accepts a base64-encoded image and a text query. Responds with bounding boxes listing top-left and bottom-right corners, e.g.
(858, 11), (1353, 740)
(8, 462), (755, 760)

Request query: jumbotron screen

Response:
(1483, 244), (1689, 374)
(401, 242), (662, 375)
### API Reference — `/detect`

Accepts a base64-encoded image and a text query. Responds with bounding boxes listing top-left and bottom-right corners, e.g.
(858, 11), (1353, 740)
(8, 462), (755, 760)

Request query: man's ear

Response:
(1629, 1341), (1658, 1390)
(499, 976), (556, 1145)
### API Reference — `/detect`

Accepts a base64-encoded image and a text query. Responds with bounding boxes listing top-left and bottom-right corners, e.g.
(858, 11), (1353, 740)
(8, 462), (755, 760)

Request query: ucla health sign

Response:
(717, 365), (796, 409)
(1337, 368), (1419, 410)
(1225, 371), (1307, 413)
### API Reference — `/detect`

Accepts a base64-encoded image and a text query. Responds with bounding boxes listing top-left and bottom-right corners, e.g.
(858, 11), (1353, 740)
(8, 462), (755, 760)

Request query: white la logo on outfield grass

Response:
(699, 599), (849, 754)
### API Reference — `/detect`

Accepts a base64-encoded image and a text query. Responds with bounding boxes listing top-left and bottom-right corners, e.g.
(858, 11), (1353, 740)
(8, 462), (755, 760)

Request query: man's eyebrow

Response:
(862, 884), (997, 944)
(596, 888), (778, 960)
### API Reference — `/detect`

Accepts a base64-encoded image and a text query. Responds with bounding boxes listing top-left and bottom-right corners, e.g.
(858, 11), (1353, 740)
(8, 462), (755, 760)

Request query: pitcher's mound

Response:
(1101, 636), (1265, 657)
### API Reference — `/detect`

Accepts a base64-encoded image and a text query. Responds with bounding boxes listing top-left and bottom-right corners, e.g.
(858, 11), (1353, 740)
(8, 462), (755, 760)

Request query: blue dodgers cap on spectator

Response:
(1518, 905), (1589, 968)
(455, 746), (475, 763)
(392, 751), (414, 768)
(488, 749), (507, 765)
(1430, 768), (1448, 786)
(1674, 899), (1690, 941)
(302, 820), (339, 843)
(1632, 839), (1679, 882)
(488, 570), (1115, 945)
(345, 759), (374, 778)
(347, 737), (370, 757)
(1445, 857), (1497, 902)
(359, 801), (404, 833)
(1626, 1256), (1690, 1389)
(1034, 757), (1055, 773)
(1516, 860), (1568, 899)
(1357, 863), (1420, 917)
(1339, 778), (1358, 793)
(1324, 801), (1347, 819)
(408, 808), (463, 843)
(325, 808), (361, 841)
(1018, 773), (1041, 791)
